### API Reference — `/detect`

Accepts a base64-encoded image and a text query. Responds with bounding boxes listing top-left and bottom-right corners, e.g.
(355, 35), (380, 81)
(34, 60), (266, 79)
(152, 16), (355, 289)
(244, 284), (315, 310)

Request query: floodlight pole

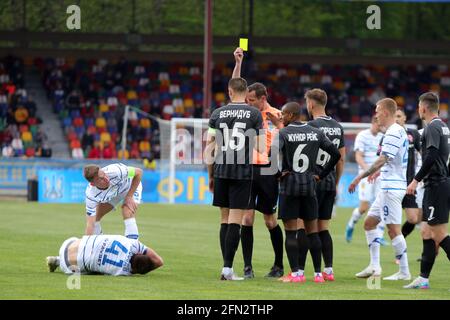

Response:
(202, 0), (213, 118)
(121, 105), (130, 160)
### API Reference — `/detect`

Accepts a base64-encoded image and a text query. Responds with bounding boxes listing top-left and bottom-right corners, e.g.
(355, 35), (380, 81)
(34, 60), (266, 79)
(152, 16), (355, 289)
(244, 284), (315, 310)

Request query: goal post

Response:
(168, 117), (210, 204)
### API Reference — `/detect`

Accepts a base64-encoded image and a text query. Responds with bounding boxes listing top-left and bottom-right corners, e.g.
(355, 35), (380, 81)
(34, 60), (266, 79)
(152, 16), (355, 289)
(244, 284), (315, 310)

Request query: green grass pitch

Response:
(0, 202), (449, 300)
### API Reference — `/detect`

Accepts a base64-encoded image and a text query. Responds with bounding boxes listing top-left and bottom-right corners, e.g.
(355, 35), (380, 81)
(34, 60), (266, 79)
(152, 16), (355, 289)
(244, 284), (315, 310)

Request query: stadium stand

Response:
(0, 56), (50, 158)
(4, 56), (449, 160)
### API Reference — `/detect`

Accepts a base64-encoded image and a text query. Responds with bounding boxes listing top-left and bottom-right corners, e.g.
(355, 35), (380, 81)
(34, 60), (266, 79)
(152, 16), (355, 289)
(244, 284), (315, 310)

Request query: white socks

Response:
(376, 221), (386, 238)
(323, 267), (333, 275)
(366, 229), (381, 270)
(124, 217), (139, 239)
(348, 208), (363, 228)
(222, 267), (233, 275)
(94, 222), (102, 235)
(392, 235), (410, 274)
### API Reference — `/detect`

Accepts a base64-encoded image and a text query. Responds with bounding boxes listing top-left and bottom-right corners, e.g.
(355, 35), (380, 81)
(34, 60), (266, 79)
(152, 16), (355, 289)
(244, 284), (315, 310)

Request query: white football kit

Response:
(353, 129), (383, 202)
(85, 163), (142, 216)
(367, 123), (408, 225)
(58, 235), (147, 276)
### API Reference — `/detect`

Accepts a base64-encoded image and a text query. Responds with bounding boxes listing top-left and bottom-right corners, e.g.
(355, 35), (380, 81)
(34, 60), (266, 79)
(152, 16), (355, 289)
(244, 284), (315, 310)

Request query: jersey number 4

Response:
(102, 240), (129, 267)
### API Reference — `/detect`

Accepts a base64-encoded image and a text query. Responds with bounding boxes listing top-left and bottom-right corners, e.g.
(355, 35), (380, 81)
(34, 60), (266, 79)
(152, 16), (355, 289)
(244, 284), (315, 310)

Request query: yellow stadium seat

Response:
(184, 98), (194, 108)
(100, 132), (111, 143)
(222, 68), (232, 77)
(160, 79), (170, 87)
(21, 131), (33, 142)
(215, 93), (226, 103)
(140, 118), (151, 129)
(139, 141), (150, 152)
(99, 103), (109, 113)
(287, 69), (297, 78)
(179, 67), (189, 75)
(117, 149), (129, 159)
(175, 105), (185, 114)
(430, 84), (440, 92)
(95, 117), (106, 128)
(127, 90), (138, 100)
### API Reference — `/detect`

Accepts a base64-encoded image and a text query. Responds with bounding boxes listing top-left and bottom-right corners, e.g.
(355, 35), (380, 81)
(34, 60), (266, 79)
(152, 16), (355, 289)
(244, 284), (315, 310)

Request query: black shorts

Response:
(402, 194), (418, 209)
(278, 194), (318, 221)
(316, 190), (336, 220)
(422, 179), (450, 226)
(251, 166), (279, 215)
(213, 178), (253, 210)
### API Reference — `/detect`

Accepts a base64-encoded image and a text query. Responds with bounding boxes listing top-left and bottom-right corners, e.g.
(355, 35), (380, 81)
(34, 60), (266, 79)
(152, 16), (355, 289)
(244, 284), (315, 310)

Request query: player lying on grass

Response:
(83, 163), (143, 239)
(46, 234), (163, 276)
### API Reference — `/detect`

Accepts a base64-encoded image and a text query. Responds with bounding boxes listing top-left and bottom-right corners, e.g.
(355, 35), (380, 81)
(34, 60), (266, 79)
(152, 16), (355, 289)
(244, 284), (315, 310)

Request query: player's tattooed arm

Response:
(348, 154), (388, 193)
(360, 154), (388, 180)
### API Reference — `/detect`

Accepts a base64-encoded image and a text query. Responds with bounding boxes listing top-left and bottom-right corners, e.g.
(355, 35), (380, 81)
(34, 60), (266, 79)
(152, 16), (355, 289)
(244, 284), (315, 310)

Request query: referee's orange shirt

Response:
(254, 105), (281, 165)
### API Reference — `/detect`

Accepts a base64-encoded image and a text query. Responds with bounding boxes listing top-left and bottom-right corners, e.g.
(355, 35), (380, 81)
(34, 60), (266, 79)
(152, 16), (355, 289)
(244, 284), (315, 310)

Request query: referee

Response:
(405, 92), (450, 289)
(232, 47), (285, 279)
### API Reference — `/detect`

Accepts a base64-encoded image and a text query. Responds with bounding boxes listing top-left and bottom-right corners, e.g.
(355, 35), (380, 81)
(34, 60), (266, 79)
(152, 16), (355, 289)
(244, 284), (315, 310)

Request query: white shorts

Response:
(109, 182), (143, 208)
(58, 237), (80, 275)
(416, 182), (424, 209)
(367, 189), (405, 225)
(358, 177), (379, 203)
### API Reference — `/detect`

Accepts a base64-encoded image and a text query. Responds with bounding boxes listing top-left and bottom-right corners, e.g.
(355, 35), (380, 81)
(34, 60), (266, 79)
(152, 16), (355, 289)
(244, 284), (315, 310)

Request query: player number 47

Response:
(102, 240), (128, 267)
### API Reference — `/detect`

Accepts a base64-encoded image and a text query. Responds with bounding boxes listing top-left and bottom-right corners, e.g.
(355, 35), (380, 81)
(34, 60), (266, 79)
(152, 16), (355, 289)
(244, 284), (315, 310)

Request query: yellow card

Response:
(239, 38), (248, 51)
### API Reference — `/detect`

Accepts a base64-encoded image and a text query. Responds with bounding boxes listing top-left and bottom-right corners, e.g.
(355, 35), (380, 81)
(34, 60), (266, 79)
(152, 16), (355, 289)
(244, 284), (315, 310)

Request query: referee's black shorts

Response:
(316, 189), (336, 220)
(251, 165), (279, 215)
(213, 178), (253, 210)
(422, 179), (450, 226)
